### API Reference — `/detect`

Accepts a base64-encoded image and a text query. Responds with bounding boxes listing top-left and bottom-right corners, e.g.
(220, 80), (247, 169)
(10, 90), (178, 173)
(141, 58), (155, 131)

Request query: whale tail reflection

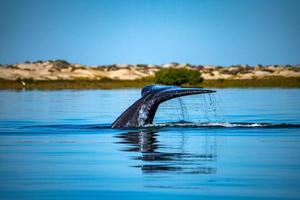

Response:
(115, 130), (217, 174)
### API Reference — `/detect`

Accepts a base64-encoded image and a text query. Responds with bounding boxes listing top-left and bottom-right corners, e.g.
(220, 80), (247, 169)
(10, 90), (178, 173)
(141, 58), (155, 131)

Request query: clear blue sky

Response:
(0, 0), (299, 65)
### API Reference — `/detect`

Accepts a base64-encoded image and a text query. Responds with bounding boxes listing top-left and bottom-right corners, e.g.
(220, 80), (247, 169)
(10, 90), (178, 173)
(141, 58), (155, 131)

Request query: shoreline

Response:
(1, 60), (299, 89)
(1, 77), (299, 90)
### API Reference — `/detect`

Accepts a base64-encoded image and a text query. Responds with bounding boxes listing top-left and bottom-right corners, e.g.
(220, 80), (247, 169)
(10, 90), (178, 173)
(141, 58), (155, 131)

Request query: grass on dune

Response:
(199, 77), (300, 88)
(0, 77), (153, 90)
(0, 76), (300, 90)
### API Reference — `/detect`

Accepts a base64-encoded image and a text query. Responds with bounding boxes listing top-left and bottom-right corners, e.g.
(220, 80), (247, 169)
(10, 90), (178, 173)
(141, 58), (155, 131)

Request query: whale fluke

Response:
(111, 85), (215, 128)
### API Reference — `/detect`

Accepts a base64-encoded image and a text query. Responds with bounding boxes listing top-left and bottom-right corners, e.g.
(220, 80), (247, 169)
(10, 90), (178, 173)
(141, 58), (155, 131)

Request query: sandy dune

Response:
(0, 61), (299, 81)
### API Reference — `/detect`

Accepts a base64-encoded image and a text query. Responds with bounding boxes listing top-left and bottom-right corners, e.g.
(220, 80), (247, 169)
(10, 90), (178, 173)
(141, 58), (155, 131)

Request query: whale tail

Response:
(111, 85), (215, 128)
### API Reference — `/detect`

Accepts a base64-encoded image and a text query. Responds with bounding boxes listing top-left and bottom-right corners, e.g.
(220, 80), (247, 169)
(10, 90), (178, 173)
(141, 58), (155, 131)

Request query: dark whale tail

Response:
(111, 85), (215, 128)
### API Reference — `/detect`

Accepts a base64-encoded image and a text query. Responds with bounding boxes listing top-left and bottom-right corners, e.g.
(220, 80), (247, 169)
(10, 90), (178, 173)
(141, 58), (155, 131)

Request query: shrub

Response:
(53, 60), (70, 69)
(55, 59), (70, 65)
(34, 60), (44, 64)
(154, 68), (203, 86)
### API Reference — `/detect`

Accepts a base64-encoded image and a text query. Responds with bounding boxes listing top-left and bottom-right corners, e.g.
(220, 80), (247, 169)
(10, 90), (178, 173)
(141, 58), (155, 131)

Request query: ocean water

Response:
(0, 88), (300, 200)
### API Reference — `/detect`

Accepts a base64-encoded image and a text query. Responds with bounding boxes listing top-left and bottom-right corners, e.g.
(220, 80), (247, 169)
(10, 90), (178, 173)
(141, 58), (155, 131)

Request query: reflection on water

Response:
(115, 130), (217, 174)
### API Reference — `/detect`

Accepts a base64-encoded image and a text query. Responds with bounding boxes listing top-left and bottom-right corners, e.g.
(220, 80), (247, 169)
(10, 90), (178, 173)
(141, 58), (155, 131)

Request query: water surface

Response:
(0, 89), (300, 200)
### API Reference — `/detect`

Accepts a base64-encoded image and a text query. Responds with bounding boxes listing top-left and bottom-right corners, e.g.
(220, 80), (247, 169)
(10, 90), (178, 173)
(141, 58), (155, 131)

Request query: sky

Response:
(0, 0), (299, 66)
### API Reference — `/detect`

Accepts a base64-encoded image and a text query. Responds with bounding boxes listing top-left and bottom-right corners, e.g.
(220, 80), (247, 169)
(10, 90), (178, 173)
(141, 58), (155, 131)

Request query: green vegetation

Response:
(200, 77), (300, 88)
(154, 68), (203, 86)
(0, 76), (299, 90)
(0, 77), (153, 90)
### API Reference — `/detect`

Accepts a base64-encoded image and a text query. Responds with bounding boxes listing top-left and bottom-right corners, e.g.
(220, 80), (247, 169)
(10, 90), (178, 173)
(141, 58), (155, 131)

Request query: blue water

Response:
(0, 89), (300, 200)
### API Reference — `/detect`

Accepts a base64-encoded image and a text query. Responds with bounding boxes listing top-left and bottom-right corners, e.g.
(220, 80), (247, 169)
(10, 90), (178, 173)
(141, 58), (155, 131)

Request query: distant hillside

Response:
(0, 60), (299, 81)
